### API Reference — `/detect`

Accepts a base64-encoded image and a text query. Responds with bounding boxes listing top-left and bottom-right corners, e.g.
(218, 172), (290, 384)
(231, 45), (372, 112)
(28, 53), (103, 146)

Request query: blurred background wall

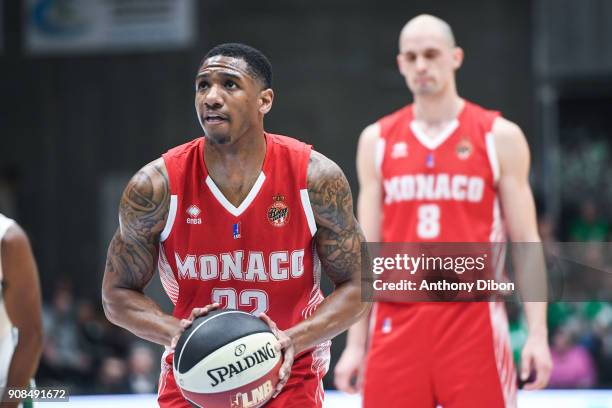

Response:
(1, 0), (612, 393)
(1, 0), (532, 300)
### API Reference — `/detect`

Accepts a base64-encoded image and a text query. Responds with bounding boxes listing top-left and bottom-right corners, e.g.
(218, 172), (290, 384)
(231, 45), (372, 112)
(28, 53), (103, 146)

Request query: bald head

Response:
(399, 14), (456, 50)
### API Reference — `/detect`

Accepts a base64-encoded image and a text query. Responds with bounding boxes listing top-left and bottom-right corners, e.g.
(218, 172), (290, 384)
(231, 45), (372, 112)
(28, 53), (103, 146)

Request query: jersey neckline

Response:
(199, 133), (272, 217)
(409, 100), (469, 151)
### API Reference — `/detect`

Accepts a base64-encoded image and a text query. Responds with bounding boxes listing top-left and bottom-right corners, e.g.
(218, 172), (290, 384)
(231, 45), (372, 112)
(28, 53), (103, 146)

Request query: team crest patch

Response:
(267, 195), (290, 227)
(456, 137), (473, 160)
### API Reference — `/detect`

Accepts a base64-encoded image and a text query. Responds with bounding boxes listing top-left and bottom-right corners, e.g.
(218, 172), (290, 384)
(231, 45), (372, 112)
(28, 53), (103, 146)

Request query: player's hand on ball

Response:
(170, 303), (220, 350)
(258, 312), (294, 398)
(520, 333), (552, 390)
(334, 345), (365, 394)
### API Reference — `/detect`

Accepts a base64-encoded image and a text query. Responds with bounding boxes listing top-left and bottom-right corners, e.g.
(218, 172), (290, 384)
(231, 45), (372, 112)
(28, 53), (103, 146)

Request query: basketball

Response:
(173, 309), (282, 408)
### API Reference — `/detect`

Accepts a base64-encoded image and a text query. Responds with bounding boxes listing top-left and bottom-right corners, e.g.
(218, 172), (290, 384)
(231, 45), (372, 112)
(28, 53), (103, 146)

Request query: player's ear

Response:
(397, 53), (407, 76)
(259, 88), (274, 115)
(452, 47), (464, 70)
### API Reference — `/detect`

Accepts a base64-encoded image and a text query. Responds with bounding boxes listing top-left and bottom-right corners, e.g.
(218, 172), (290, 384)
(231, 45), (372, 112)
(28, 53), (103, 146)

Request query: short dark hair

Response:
(200, 43), (272, 89)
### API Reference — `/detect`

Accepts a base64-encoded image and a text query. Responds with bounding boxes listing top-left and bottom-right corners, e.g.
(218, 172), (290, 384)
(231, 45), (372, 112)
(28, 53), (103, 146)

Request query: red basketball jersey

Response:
(365, 101), (517, 407)
(157, 133), (330, 375)
(378, 100), (504, 243)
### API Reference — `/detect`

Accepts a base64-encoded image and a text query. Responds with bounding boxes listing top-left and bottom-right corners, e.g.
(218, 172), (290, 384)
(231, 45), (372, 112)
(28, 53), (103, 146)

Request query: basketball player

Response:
(0, 214), (43, 408)
(102, 43), (369, 408)
(334, 15), (552, 407)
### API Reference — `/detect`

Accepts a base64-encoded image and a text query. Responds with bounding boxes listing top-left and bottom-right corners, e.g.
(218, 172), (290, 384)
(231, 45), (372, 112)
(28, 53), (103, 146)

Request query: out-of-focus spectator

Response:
(127, 343), (157, 394)
(40, 281), (92, 390)
(97, 356), (130, 394)
(549, 324), (597, 388)
(569, 200), (608, 241)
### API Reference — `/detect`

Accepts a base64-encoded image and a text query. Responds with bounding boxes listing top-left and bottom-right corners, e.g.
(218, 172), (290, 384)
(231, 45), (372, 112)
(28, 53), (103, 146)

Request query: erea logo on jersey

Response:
(186, 204), (202, 225)
(267, 195), (289, 227)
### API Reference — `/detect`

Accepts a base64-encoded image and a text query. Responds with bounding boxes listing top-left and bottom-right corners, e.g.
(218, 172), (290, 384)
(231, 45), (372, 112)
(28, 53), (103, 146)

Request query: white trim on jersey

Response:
(374, 138), (386, 176)
(488, 302), (518, 408)
(300, 189), (317, 237)
(158, 243), (179, 305)
(160, 195), (178, 242)
(158, 348), (173, 398)
(486, 132), (501, 185)
(205, 173), (266, 217)
(490, 197), (505, 243)
(410, 119), (459, 150)
(0, 214), (15, 282)
(302, 244), (331, 376)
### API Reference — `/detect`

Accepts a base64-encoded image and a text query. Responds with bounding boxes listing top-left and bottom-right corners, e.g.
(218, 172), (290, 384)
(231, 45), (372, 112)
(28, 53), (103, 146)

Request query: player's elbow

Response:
(338, 279), (371, 323)
(20, 319), (44, 358)
(30, 328), (43, 357)
(101, 284), (122, 325)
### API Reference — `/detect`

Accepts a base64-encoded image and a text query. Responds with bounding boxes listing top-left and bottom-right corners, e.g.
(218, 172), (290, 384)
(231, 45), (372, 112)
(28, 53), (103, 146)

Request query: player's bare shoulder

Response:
(105, 158), (170, 291)
(358, 123), (381, 150)
(119, 157), (171, 239)
(1, 222), (28, 250)
(307, 150), (363, 284)
(356, 123), (382, 181)
(491, 116), (531, 171)
(307, 150), (353, 232)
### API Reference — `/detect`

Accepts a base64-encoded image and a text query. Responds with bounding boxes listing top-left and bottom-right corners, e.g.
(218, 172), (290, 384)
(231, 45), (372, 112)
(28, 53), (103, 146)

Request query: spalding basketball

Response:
(173, 309), (282, 408)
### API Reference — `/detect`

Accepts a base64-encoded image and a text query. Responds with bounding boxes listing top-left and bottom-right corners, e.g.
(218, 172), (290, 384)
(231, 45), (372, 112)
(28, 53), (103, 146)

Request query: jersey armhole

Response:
(301, 145), (317, 237)
(485, 132), (501, 185)
(0, 217), (16, 282)
(300, 189), (317, 237)
(160, 195), (178, 242)
(160, 155), (178, 242)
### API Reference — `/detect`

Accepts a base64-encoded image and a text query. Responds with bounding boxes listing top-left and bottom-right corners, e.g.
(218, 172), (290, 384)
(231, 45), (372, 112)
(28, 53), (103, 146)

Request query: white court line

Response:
(51, 390), (612, 408)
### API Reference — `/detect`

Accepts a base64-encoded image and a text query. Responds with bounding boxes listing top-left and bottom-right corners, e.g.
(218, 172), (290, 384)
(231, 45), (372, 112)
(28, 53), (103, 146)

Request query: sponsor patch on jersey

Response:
(390, 142), (408, 159)
(456, 137), (473, 160)
(267, 195), (290, 227)
(186, 204), (202, 224)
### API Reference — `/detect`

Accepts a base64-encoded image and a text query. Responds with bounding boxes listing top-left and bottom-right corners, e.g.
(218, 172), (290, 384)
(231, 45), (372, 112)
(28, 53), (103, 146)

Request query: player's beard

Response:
(204, 131), (231, 145)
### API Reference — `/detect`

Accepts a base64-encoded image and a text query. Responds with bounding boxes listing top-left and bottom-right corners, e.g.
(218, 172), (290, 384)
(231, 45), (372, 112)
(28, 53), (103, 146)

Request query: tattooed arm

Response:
(102, 158), (182, 346)
(284, 150), (370, 354)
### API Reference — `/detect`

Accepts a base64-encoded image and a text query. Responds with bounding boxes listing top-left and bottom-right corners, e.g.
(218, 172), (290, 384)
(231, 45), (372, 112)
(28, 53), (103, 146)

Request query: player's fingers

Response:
(206, 302), (220, 311)
(355, 367), (364, 393)
(273, 364), (292, 398)
(526, 358), (552, 390)
(187, 308), (204, 320)
(186, 304), (215, 321)
(523, 376), (540, 391)
(170, 334), (180, 350)
(333, 369), (355, 394)
(276, 345), (294, 387)
(191, 303), (220, 319)
(258, 313), (285, 349)
(277, 335), (292, 350)
(258, 313), (278, 332)
(180, 318), (192, 329)
(520, 351), (533, 381)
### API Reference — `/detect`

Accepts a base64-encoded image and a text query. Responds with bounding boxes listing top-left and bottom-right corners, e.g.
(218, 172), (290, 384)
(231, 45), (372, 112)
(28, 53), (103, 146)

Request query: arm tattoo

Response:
(105, 159), (170, 290)
(308, 151), (364, 285)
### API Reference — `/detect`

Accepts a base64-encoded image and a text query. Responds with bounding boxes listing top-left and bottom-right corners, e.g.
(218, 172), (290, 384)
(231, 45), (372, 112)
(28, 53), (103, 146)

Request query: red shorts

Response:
(362, 302), (517, 408)
(158, 348), (326, 408)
